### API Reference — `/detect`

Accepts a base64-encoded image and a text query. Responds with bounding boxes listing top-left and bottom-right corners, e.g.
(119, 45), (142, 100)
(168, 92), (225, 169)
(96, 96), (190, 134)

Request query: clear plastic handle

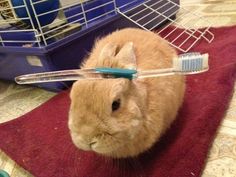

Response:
(15, 69), (102, 84)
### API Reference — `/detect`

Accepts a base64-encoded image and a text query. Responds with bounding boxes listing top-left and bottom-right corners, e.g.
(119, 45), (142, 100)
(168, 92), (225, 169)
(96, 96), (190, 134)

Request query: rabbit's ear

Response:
(99, 43), (118, 60)
(116, 42), (136, 69)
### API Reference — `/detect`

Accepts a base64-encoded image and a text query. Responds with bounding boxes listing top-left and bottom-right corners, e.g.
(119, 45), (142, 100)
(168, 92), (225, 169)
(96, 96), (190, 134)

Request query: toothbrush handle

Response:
(137, 68), (175, 78)
(15, 68), (137, 84)
(15, 69), (99, 84)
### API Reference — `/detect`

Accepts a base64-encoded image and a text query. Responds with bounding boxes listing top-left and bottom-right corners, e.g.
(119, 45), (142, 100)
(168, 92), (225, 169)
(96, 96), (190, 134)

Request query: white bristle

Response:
(173, 53), (209, 72)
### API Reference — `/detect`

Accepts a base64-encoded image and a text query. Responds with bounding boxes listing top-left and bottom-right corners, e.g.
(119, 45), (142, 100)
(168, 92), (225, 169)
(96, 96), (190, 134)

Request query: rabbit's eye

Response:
(112, 99), (121, 112)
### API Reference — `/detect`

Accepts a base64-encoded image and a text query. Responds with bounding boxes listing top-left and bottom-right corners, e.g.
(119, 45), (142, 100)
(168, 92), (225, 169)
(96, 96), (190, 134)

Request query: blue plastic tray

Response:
(0, 0), (179, 91)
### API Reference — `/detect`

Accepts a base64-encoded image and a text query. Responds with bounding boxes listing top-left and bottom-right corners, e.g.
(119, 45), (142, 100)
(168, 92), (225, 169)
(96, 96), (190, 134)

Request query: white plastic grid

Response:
(0, 0), (214, 52)
(117, 0), (214, 52)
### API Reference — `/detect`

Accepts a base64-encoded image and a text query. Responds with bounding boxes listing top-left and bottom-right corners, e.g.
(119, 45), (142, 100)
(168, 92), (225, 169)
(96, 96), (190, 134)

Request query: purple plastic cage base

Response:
(0, 0), (179, 92)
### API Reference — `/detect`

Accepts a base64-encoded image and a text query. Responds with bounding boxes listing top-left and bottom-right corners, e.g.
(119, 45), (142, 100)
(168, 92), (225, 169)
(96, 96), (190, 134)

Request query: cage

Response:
(0, 0), (213, 91)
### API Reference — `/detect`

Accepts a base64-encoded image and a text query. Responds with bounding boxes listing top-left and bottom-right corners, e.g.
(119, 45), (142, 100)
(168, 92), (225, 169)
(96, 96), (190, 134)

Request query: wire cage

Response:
(117, 0), (214, 52)
(0, 0), (214, 91)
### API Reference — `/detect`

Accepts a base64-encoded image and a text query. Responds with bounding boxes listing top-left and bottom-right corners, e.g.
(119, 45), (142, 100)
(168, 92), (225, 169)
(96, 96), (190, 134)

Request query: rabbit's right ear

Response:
(115, 42), (136, 69)
(99, 43), (118, 60)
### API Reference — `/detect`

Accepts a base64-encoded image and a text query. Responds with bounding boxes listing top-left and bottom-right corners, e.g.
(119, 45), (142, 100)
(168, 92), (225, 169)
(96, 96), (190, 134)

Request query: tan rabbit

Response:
(68, 28), (185, 158)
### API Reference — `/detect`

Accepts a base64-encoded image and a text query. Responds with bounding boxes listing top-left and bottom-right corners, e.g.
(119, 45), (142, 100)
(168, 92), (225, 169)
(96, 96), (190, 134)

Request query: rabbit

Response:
(68, 28), (185, 158)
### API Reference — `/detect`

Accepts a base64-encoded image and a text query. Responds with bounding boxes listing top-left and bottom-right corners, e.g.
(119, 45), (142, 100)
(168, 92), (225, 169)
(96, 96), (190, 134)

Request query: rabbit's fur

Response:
(69, 28), (185, 158)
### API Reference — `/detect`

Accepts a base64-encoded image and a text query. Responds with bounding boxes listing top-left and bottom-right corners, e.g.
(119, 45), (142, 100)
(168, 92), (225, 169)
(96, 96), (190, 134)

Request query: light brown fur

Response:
(69, 28), (185, 158)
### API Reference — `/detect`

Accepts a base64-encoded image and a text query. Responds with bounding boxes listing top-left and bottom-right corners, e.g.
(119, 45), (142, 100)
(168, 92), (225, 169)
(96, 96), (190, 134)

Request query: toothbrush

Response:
(15, 52), (209, 84)
(138, 52), (209, 78)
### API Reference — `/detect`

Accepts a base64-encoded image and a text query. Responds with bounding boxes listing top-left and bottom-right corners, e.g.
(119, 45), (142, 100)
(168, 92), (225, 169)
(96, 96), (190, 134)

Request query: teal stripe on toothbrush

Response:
(95, 67), (137, 79)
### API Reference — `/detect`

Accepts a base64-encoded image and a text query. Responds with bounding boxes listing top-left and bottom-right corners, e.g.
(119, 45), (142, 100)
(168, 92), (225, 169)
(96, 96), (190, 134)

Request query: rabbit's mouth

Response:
(90, 134), (123, 154)
(71, 133), (142, 158)
(70, 131), (121, 154)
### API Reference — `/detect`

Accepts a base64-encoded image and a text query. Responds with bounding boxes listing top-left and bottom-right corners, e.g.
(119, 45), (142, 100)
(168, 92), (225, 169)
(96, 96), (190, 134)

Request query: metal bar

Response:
(135, 1), (165, 23)
(161, 12), (213, 43)
(145, 4), (201, 40)
(119, 0), (213, 52)
(142, 1), (174, 27)
(118, 0), (152, 13)
(44, 21), (85, 39)
(128, 6), (147, 19)
(85, 1), (113, 13)
(156, 7), (199, 35)
(33, 0), (79, 9)
(0, 17), (30, 24)
(43, 9), (115, 38)
(117, 8), (149, 31)
(149, 6), (179, 30)
(182, 26), (212, 52)
(166, 0), (214, 42)
(32, 0), (51, 5)
(0, 0), (214, 51)
(113, 0), (117, 14)
(2, 4), (26, 11)
(0, 35), (5, 47)
(170, 29), (197, 45)
(179, 31), (199, 48)
(118, 0), (143, 10)
(41, 13), (83, 30)
(42, 17), (85, 36)
(129, 0), (163, 19)
(0, 29), (38, 32)
(28, 0), (47, 46)
(0, 40), (40, 43)
(80, 0), (88, 27)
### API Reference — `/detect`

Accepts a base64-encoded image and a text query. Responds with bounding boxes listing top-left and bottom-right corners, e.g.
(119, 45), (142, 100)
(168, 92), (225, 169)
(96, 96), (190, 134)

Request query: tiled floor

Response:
(0, 0), (236, 176)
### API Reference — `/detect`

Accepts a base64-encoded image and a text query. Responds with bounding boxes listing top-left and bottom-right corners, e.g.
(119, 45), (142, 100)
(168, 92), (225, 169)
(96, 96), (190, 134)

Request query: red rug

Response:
(0, 26), (236, 177)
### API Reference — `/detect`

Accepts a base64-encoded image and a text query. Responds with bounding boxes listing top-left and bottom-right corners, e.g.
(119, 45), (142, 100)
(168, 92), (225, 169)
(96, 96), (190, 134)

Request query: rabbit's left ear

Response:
(99, 43), (118, 60)
(116, 42), (137, 69)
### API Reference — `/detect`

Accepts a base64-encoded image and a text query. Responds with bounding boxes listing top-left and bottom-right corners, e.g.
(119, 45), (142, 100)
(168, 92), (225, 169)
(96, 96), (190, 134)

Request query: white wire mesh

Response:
(0, 0), (214, 52)
(117, 0), (214, 52)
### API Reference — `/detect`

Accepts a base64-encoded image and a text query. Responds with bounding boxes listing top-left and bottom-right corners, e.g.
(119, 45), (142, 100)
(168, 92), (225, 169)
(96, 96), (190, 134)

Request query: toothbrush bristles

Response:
(173, 53), (209, 72)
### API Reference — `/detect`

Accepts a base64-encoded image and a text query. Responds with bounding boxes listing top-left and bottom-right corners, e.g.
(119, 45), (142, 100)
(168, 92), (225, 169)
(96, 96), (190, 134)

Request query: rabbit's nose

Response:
(77, 134), (99, 148)
(89, 139), (98, 148)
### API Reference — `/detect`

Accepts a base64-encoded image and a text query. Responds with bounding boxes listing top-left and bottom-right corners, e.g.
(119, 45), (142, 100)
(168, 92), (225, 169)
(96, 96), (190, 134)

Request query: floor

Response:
(0, 0), (236, 176)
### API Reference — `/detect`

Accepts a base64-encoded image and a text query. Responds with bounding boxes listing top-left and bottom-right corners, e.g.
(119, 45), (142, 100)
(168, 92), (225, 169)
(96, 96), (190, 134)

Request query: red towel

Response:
(0, 26), (236, 177)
